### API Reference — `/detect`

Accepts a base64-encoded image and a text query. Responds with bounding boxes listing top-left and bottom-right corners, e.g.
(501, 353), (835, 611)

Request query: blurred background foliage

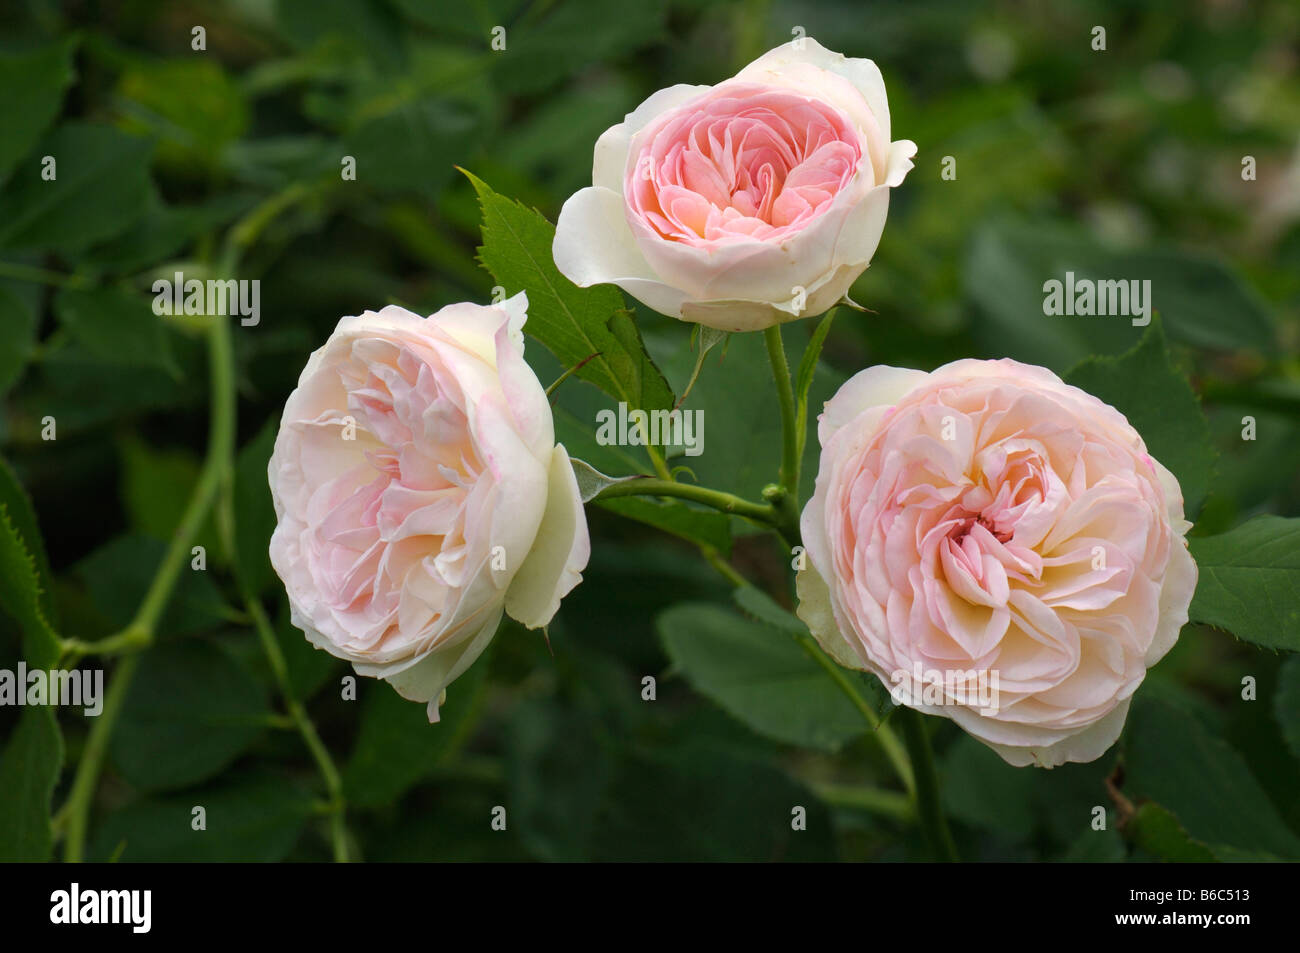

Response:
(0, 0), (1298, 862)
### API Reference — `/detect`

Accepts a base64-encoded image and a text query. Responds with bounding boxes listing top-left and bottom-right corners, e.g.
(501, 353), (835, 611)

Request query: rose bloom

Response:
(797, 360), (1197, 767)
(268, 294), (589, 720)
(553, 38), (916, 333)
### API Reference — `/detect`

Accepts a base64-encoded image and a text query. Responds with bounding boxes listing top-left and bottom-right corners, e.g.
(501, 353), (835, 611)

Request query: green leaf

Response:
(940, 734), (1038, 834)
(506, 695), (613, 862)
(0, 705), (63, 861)
(232, 421), (279, 597)
(1123, 696), (1300, 859)
(569, 457), (639, 503)
(466, 170), (674, 414)
(55, 286), (180, 377)
(0, 498), (60, 670)
(275, 603), (342, 702)
(794, 309), (836, 458)
(0, 286), (38, 398)
(9, 333), (204, 440)
(88, 771), (313, 862)
(1126, 802), (1218, 863)
(552, 405), (647, 476)
(941, 734), (1117, 847)
(76, 190), (257, 274)
(663, 330), (844, 510)
(1188, 515), (1300, 651)
(0, 122), (153, 254)
(75, 535), (229, 640)
(732, 585), (807, 636)
(116, 435), (218, 558)
(0, 454), (57, 629)
(657, 602), (869, 752)
(274, 0), (408, 69)
(591, 746), (836, 861)
(0, 39), (76, 188)
(116, 59), (249, 174)
(347, 98), (486, 197)
(1064, 316), (1214, 515)
(965, 220), (1275, 370)
(488, 0), (665, 97)
(677, 326), (728, 407)
(1058, 826), (1126, 862)
(342, 645), (490, 808)
(595, 496), (732, 556)
(733, 584), (893, 719)
(111, 641), (268, 791)
(1276, 655), (1300, 762)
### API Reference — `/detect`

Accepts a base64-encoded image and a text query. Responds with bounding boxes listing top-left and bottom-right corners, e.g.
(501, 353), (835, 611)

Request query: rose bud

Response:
(553, 37), (916, 332)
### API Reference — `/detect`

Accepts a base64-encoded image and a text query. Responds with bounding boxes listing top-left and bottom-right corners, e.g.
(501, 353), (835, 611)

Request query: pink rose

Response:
(268, 294), (590, 720)
(797, 359), (1197, 767)
(553, 38), (916, 332)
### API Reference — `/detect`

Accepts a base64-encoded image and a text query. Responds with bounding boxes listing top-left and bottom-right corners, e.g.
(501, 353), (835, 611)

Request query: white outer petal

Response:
(736, 37), (895, 143)
(593, 83), (713, 192)
(817, 363), (930, 446)
(795, 562), (870, 671)
(381, 606), (504, 723)
(505, 444), (592, 629)
(1146, 459), (1196, 666)
(981, 699), (1132, 768)
(553, 185), (692, 317)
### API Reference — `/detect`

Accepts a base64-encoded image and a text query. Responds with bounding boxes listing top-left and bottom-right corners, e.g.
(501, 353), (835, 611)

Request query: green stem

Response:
(762, 324), (802, 539)
(220, 186), (350, 861)
(56, 654), (140, 861)
(793, 632), (914, 798)
(0, 260), (91, 289)
(897, 707), (959, 862)
(219, 182), (313, 273)
(764, 324), (799, 490)
(55, 309), (236, 860)
(205, 260), (350, 863)
(55, 182), (332, 860)
(700, 545), (747, 587)
(595, 477), (778, 527)
(812, 782), (915, 823)
(644, 443), (674, 481)
(794, 309), (836, 460)
(695, 545), (916, 800)
(244, 594), (350, 862)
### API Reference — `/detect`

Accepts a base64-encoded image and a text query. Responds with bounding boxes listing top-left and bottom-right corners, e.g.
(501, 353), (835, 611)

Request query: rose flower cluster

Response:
(269, 38), (1194, 767)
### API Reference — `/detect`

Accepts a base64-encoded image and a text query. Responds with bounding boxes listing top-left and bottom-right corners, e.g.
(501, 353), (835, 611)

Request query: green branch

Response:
(793, 631), (915, 798)
(897, 707), (959, 862)
(594, 476), (778, 527)
(55, 308), (233, 862)
(242, 593), (350, 862)
(762, 324), (803, 543)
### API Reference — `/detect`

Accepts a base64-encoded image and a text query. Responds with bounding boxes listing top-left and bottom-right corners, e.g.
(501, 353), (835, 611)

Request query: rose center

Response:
(627, 84), (862, 246)
(950, 514), (1012, 546)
